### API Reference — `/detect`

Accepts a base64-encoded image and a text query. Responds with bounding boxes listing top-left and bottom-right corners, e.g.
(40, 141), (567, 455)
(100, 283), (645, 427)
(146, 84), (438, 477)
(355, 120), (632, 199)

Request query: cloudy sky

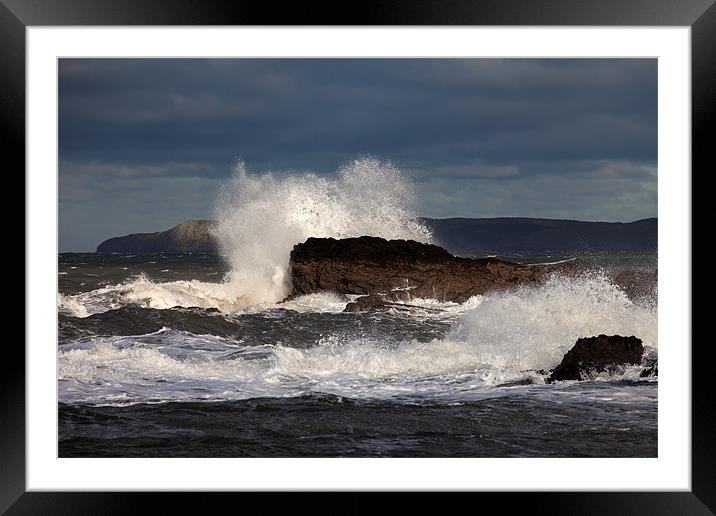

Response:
(59, 58), (657, 252)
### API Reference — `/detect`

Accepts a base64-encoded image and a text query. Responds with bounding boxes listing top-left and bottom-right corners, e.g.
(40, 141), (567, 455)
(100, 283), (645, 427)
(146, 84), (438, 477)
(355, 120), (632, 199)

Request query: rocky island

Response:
(96, 220), (218, 253)
(285, 235), (574, 310)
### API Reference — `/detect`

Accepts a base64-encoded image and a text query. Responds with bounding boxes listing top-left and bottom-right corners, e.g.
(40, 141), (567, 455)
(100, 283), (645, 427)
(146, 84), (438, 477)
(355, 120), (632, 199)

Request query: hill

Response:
(96, 217), (657, 254)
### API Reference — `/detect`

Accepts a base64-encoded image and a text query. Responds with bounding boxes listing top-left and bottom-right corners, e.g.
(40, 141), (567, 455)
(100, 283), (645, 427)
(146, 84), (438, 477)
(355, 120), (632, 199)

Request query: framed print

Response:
(6, 0), (712, 512)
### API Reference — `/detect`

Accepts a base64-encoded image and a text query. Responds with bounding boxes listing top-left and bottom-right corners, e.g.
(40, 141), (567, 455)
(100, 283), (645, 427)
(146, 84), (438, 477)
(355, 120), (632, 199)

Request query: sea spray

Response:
(213, 157), (432, 306)
(447, 272), (658, 372)
(57, 293), (91, 318)
(59, 158), (432, 315)
(58, 273), (658, 406)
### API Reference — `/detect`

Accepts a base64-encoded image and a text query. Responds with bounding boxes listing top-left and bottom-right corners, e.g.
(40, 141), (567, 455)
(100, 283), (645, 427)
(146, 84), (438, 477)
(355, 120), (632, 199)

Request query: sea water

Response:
(58, 159), (657, 457)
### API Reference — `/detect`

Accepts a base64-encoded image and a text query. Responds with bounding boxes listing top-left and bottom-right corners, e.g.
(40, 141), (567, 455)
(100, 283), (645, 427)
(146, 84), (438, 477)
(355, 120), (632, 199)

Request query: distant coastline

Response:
(95, 217), (657, 255)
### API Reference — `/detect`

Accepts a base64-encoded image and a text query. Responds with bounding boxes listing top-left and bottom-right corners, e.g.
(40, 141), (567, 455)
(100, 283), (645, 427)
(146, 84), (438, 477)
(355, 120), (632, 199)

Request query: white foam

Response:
(58, 273), (657, 406)
(388, 295), (483, 314)
(58, 330), (523, 405)
(212, 157), (432, 306)
(57, 276), (358, 316)
(281, 292), (351, 313)
(57, 275), (241, 315)
(116, 274), (249, 311)
(448, 272), (657, 372)
(57, 293), (90, 318)
(58, 158), (433, 317)
(526, 257), (578, 266)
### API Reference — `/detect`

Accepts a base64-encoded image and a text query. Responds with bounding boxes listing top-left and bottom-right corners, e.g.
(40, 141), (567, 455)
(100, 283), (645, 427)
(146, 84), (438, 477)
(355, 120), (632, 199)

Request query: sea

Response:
(57, 159), (658, 457)
(57, 250), (657, 458)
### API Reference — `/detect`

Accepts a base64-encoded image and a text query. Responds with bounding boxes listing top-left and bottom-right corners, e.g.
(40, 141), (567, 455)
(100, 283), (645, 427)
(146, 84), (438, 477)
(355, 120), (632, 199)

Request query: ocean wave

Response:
(60, 158), (436, 316)
(58, 293), (91, 318)
(57, 330), (537, 405)
(57, 275), (353, 317)
(212, 157), (432, 306)
(448, 272), (657, 372)
(56, 274), (488, 318)
(59, 272), (658, 406)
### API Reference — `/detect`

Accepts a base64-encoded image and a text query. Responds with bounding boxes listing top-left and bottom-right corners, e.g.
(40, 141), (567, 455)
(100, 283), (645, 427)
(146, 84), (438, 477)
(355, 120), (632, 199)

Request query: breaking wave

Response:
(446, 272), (657, 372)
(58, 273), (657, 406)
(213, 157), (431, 306)
(59, 157), (432, 316)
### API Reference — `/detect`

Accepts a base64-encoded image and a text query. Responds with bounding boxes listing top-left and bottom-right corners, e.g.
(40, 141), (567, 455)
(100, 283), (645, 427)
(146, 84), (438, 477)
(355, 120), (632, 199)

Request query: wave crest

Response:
(58, 273), (657, 406)
(448, 272), (657, 372)
(213, 157), (432, 306)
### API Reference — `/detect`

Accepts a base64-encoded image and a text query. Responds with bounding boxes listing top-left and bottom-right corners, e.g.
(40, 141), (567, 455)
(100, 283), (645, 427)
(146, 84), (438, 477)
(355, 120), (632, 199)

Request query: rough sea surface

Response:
(58, 251), (657, 457)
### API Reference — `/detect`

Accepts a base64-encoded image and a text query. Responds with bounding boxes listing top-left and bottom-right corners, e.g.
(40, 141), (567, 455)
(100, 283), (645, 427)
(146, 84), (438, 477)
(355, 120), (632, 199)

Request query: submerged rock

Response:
(287, 235), (566, 305)
(639, 366), (658, 378)
(343, 294), (388, 312)
(549, 334), (644, 382)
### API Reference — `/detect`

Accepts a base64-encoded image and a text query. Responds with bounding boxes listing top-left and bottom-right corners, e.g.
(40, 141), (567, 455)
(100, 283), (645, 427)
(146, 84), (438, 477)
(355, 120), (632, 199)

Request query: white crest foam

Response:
(447, 272), (658, 372)
(58, 273), (657, 406)
(59, 158), (432, 315)
(213, 157), (432, 306)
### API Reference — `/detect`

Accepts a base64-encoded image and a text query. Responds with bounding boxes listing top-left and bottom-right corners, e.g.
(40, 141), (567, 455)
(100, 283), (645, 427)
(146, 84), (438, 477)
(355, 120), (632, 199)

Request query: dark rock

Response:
(640, 366), (658, 378)
(287, 235), (566, 304)
(343, 294), (388, 312)
(496, 377), (537, 388)
(549, 334), (643, 382)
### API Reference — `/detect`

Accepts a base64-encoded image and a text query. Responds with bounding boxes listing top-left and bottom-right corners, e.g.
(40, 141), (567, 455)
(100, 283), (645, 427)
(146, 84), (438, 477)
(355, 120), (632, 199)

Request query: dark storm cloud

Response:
(59, 58), (657, 251)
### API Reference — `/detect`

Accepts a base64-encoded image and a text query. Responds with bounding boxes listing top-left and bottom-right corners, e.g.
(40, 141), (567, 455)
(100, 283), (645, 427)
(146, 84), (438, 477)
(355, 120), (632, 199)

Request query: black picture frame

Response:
(6, 0), (711, 513)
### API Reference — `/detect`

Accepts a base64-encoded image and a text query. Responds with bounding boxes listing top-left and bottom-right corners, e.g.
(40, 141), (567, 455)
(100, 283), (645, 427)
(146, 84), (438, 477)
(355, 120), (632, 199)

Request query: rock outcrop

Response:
(549, 334), (644, 382)
(287, 235), (568, 306)
(97, 220), (218, 253)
